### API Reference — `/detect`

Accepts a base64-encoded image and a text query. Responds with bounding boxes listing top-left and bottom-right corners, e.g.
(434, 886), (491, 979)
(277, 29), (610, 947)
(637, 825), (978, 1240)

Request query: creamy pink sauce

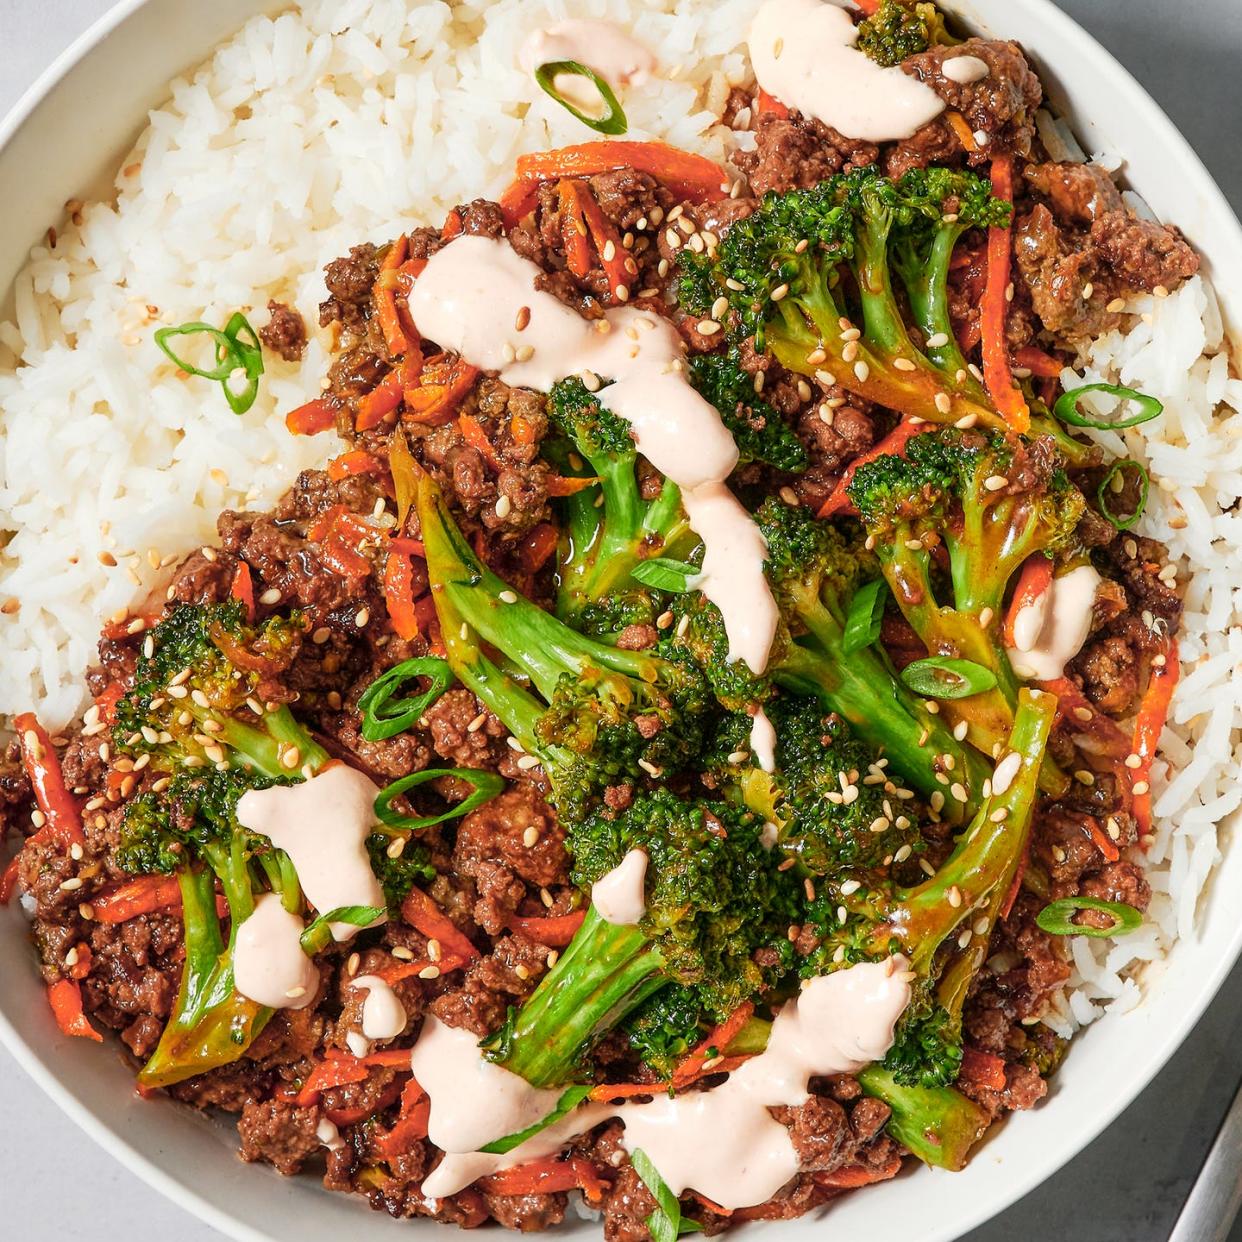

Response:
(413, 959), (911, 1206)
(236, 765), (386, 941)
(748, 0), (945, 142)
(352, 974), (408, 1042)
(520, 20), (656, 114)
(406, 236), (777, 674)
(232, 893), (319, 1010)
(942, 53), (990, 84)
(1006, 564), (1101, 682)
(591, 849), (648, 926)
(749, 705), (777, 773)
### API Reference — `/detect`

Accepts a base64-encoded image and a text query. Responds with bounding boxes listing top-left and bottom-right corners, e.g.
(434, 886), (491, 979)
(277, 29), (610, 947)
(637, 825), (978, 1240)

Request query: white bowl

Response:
(2, 2), (1240, 1239)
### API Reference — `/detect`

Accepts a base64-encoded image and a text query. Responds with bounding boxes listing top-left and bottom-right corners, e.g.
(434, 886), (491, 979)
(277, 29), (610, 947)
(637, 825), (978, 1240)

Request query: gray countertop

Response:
(2, 2), (1241, 1239)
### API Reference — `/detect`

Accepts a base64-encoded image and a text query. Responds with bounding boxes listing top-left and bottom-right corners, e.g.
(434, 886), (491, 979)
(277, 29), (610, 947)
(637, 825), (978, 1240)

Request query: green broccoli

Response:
(857, 1), (958, 68)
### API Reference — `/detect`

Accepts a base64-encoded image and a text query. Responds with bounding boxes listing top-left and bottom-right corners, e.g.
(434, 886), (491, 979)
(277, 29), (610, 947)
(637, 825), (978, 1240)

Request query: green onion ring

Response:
(299, 904), (386, 956)
(899, 656), (998, 700)
(373, 766), (504, 833)
(358, 657), (455, 742)
(631, 557), (700, 593)
(1035, 896), (1143, 939)
(1096, 459), (1149, 532)
(534, 60), (628, 136)
(1054, 383), (1163, 430)
(479, 1085), (593, 1154)
(154, 322), (241, 381)
(155, 311), (265, 414)
(842, 579), (888, 655)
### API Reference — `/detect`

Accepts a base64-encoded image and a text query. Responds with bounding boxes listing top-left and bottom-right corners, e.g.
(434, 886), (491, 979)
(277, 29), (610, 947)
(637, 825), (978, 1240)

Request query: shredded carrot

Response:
(403, 355), (479, 425)
(1013, 344), (1065, 380)
(324, 1078), (404, 1128)
(688, 1191), (732, 1216)
(1130, 638), (1180, 837)
(479, 1157), (606, 1202)
(560, 179), (638, 301)
(814, 1155), (904, 1191)
(285, 395), (341, 436)
(355, 369), (405, 432)
(755, 89), (790, 120)
(981, 155), (1030, 431)
(319, 538), (372, 581)
(945, 111), (979, 153)
(457, 412), (503, 469)
(93, 875), (185, 923)
(375, 234), (414, 356)
(377, 1078), (430, 1157)
(47, 979), (102, 1042)
(817, 420), (927, 518)
(67, 941), (92, 981)
(588, 1080), (666, 1102)
(852, 0), (882, 14)
(512, 141), (728, 206)
(295, 1054), (371, 1107)
(519, 523), (561, 574)
(504, 910), (586, 947)
(376, 952), (468, 985)
(1036, 675), (1130, 761)
(0, 855), (21, 905)
(229, 562), (255, 623)
(557, 179), (594, 278)
(672, 1002), (755, 1088)
(499, 178), (543, 229)
(1083, 816), (1121, 864)
(546, 473), (602, 497)
(94, 682), (126, 724)
(400, 887), (480, 962)
(328, 449), (384, 482)
(15, 713), (85, 849)
(1001, 555), (1052, 647)
(958, 1047), (1007, 1091)
(383, 551), (421, 642)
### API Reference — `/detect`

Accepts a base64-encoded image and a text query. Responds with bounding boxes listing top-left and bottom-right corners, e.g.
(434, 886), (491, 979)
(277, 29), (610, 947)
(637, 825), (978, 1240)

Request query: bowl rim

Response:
(1, 1), (1241, 1239)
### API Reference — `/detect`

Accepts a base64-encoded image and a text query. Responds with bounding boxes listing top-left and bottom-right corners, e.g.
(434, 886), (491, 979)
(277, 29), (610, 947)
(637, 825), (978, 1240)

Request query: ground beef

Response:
(776, 1094), (851, 1171)
(735, 108), (879, 195)
(1025, 161), (1124, 225)
(454, 785), (568, 890)
(238, 1098), (324, 1175)
(320, 242), (380, 332)
(1090, 211), (1200, 292)
(259, 299), (308, 361)
(483, 1192), (569, 1232)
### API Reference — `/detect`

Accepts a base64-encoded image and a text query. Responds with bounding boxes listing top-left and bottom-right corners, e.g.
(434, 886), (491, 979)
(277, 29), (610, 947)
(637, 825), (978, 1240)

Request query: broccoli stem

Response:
(498, 907), (668, 1088)
(855, 1065), (990, 1169)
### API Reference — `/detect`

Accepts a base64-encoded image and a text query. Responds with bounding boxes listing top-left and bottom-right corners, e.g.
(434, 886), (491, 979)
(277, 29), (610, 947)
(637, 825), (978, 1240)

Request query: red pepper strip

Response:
(389, 536), (426, 558)
(404, 355), (480, 425)
(328, 449), (384, 482)
(512, 141), (728, 207)
(520, 523), (560, 574)
(813, 1155), (904, 1191)
(457, 412), (503, 470)
(306, 503), (348, 543)
(479, 1157), (607, 1203)
(504, 910), (586, 947)
(0, 855), (21, 904)
(375, 234), (413, 356)
(230, 562), (255, 623)
(295, 1055), (371, 1107)
(852, 0), (882, 14)
(384, 551), (421, 642)
(377, 1078), (430, 1158)
(15, 713), (85, 849)
(817, 420), (927, 518)
(1001, 555), (1052, 647)
(1013, 344), (1065, 380)
(564, 179), (638, 300)
(356, 369), (405, 432)
(672, 1002), (755, 1089)
(959, 1047), (1007, 1091)
(1131, 639), (1180, 837)
(557, 180), (594, 279)
(982, 155), (1030, 432)
(325, 1078), (404, 1128)
(47, 979), (102, 1042)
(285, 395), (341, 436)
(546, 474), (602, 497)
(93, 875), (185, 923)
(755, 88), (790, 120)
(401, 887), (481, 961)
(94, 682), (125, 723)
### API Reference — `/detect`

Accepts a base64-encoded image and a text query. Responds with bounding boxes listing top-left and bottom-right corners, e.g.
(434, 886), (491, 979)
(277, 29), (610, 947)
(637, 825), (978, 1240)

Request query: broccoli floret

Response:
(681, 166), (1011, 430)
(857, 1), (957, 67)
(848, 428), (1083, 790)
(416, 472), (712, 821)
(670, 499), (989, 823)
(622, 984), (707, 1078)
(366, 832), (436, 909)
(687, 350), (809, 473)
(547, 377), (697, 631)
(495, 788), (800, 1087)
(879, 1007), (964, 1088)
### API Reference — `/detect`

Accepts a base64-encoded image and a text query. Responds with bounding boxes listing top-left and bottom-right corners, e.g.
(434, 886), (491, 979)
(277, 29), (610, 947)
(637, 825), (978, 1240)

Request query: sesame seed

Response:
(935, 392), (953, 415)
(984, 475), (1008, 492)
(841, 341), (859, 364)
(1082, 281), (1095, 301)
(854, 360), (870, 382)
(280, 745), (301, 770)
(1107, 297), (1127, 313)
(200, 546), (218, 563)
(925, 332), (950, 349)
(419, 965), (441, 980)
(1132, 780), (1150, 796)
(499, 590), (518, 604)
(893, 357), (917, 372)
(1074, 769), (1096, 786)
(522, 826), (540, 848)
(958, 929), (973, 949)
(950, 781), (968, 803)
(779, 486), (800, 507)
(697, 319), (722, 336)
(947, 886), (962, 908)
(515, 964), (531, 980)
(259, 587), (281, 605)
(868, 816), (890, 835)
(920, 858), (937, 877)
(840, 327), (862, 343)
(806, 347), (828, 366)
(386, 836), (407, 859)
(516, 754), (542, 771)
(427, 939), (442, 962)
(638, 758), (663, 778)
(1106, 817), (1121, 841)
(614, 285), (630, 302)
(711, 295), (730, 321)
(955, 413), (978, 430)
(796, 379), (813, 401)
(803, 877), (816, 901)
(60, 878), (83, 892)
(1154, 284), (1169, 298)
(953, 720), (969, 741)
(356, 607), (370, 627)
(770, 283), (790, 302)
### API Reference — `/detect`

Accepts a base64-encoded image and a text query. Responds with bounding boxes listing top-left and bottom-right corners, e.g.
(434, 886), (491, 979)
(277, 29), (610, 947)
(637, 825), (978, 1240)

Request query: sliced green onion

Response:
(630, 1148), (702, 1242)
(1096, 459), (1149, 532)
(842, 579), (887, 654)
(534, 60), (628, 135)
(154, 311), (265, 414)
(479, 1084), (593, 1154)
(1035, 896), (1143, 939)
(631, 557), (700, 593)
(299, 904), (386, 956)
(1054, 383), (1163, 430)
(900, 657), (997, 700)
(358, 657), (455, 742)
(374, 766), (504, 833)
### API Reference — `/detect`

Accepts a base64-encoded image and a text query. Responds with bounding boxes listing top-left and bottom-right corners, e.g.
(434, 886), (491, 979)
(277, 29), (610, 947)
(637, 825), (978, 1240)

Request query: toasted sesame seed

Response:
(1154, 284), (1169, 298)
(1132, 780), (1150, 795)
(925, 332), (950, 349)
(711, 295), (730, 321)
(60, 877), (83, 892)
(854, 360), (870, 382)
(947, 885), (962, 908)
(259, 587), (281, 606)
(516, 754), (542, 771)
(386, 836), (407, 859)
(893, 357), (917, 372)
(1082, 281), (1095, 301)
(200, 546), (218, 562)
(770, 283), (790, 302)
(950, 781), (968, 802)
(419, 965), (441, 980)
(984, 475), (1008, 491)
(1105, 817), (1121, 841)
(522, 826), (540, 848)
(355, 607), (370, 627)
(1107, 297), (1127, 313)
(1074, 769), (1096, 786)
(638, 758), (663, 778)
(514, 964), (531, 981)
(614, 284), (630, 302)
(697, 319), (722, 336)
(935, 392), (953, 415)
(958, 929), (973, 949)
(499, 590), (518, 605)
(779, 486), (800, 507)
(955, 413), (978, 430)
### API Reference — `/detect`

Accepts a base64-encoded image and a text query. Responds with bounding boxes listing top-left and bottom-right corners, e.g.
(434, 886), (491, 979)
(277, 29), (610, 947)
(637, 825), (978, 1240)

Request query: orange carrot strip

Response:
(1131, 638), (1180, 837)
(504, 910), (586, 947)
(47, 979), (102, 1042)
(400, 887), (480, 961)
(285, 395), (341, 436)
(383, 551), (421, 642)
(230, 562), (255, 622)
(672, 1001), (755, 1088)
(814, 1156), (904, 1191)
(519, 523), (561, 574)
(546, 473), (602, 497)
(817, 420), (928, 518)
(328, 449), (384, 482)
(1001, 555), (1052, 647)
(15, 713), (85, 849)
(499, 179), (543, 230)
(588, 1081), (666, 1102)
(946, 111), (979, 153)
(479, 1157), (606, 1202)
(375, 235), (413, 356)
(982, 155), (1030, 431)
(1083, 816), (1121, 864)
(457, 412), (502, 470)
(513, 141), (728, 205)
(403, 355), (479, 425)
(959, 1047), (1007, 1091)
(356, 369), (405, 432)
(93, 875), (185, 923)
(557, 180), (594, 279)
(1013, 344), (1065, 380)
(377, 1078), (430, 1157)
(567, 179), (638, 300)
(755, 88), (790, 120)
(294, 1055), (371, 1107)
(441, 209), (464, 242)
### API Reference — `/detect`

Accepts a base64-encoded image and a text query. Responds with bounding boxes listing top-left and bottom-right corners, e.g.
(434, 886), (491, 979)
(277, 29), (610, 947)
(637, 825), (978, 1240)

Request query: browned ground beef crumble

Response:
(0, 12), (1197, 1237)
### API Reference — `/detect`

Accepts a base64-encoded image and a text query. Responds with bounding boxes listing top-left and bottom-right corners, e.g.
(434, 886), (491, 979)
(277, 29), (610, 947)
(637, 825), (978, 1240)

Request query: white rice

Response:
(0, 0), (1237, 1034)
